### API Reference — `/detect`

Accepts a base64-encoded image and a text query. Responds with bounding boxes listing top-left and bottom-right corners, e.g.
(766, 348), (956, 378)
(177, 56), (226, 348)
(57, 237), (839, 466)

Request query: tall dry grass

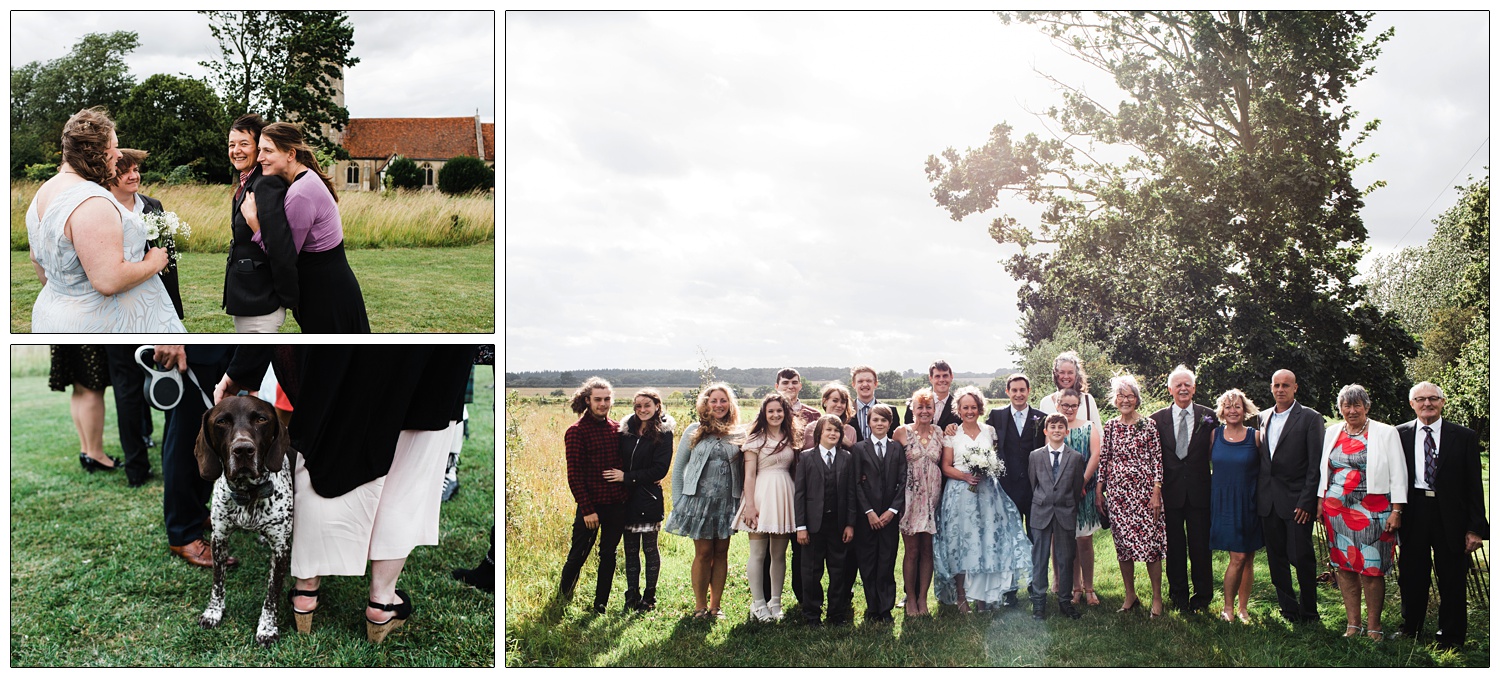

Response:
(11, 180), (494, 252)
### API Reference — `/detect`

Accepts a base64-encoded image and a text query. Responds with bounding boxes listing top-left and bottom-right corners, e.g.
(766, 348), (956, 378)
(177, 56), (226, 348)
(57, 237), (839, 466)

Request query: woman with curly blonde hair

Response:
(664, 383), (744, 619)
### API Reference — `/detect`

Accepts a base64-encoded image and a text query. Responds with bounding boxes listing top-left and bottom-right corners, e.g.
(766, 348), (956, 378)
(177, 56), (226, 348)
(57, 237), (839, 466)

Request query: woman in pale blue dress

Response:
(933, 387), (1030, 612)
(27, 108), (183, 333)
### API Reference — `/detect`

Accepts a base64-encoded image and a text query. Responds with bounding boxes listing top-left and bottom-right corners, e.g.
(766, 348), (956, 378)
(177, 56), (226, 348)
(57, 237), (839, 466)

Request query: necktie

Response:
(860, 404), (870, 439)
(1014, 408), (1025, 436)
(1177, 409), (1191, 460)
(1051, 450), (1060, 478)
(825, 450), (834, 468)
(876, 441), (885, 460)
(1424, 426), (1437, 486)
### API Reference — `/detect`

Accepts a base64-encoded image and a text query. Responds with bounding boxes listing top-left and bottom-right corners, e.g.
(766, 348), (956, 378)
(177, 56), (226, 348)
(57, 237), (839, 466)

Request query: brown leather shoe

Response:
(169, 539), (239, 569)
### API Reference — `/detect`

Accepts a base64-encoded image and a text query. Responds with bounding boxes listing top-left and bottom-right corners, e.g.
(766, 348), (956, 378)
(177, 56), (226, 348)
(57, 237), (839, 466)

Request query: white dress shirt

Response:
(1414, 417), (1443, 491)
(1266, 403), (1294, 458)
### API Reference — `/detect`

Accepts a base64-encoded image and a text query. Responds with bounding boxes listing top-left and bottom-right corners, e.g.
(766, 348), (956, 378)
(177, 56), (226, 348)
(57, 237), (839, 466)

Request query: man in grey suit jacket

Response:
(1255, 369), (1325, 624)
(852, 405), (907, 623)
(1028, 413), (1086, 620)
(795, 423), (857, 626)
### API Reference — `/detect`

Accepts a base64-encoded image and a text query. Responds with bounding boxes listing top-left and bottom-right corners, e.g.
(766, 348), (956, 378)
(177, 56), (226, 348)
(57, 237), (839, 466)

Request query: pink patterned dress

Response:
(1321, 430), (1396, 575)
(1100, 418), (1167, 563)
(898, 423), (943, 535)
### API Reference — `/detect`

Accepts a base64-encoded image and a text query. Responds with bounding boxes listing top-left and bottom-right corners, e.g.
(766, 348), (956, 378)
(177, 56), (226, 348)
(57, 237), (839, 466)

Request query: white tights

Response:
(746, 535), (790, 606)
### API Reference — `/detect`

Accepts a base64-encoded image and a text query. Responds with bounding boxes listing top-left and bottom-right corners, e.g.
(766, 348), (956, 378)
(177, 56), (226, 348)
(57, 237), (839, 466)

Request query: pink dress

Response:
(1100, 419), (1167, 563)
(732, 434), (797, 534)
(899, 424), (943, 535)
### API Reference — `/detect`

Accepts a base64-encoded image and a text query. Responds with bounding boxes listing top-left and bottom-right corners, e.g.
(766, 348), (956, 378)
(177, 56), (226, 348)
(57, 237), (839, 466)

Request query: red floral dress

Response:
(1322, 430), (1396, 575)
(1100, 419), (1167, 563)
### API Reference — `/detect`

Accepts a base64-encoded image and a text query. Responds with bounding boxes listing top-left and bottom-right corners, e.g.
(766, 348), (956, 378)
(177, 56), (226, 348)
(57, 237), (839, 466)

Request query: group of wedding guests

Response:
(26, 107), (368, 333)
(556, 355), (1488, 649)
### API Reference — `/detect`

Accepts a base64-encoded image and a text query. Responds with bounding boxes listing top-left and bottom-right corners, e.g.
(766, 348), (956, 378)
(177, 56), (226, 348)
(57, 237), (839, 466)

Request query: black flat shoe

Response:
(365, 589), (412, 643)
(80, 453), (121, 473)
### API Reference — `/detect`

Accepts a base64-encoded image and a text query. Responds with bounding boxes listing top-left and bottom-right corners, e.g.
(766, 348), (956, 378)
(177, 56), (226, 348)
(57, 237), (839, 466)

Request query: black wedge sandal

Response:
(365, 589), (412, 644)
(288, 587), (319, 634)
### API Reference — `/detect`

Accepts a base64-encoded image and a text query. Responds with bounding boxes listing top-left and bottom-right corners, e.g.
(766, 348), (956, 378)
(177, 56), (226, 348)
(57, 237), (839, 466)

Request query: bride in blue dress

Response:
(933, 387), (1031, 611)
(27, 108), (183, 332)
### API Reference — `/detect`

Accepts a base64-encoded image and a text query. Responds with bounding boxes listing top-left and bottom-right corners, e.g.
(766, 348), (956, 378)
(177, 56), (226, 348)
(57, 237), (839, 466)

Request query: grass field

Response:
(12, 180), (495, 252)
(10, 360), (497, 667)
(11, 243), (495, 333)
(503, 395), (1489, 667)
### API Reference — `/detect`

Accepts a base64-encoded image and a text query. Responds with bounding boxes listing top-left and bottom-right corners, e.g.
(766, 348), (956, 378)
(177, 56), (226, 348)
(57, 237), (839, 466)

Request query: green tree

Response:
(10, 31), (139, 173)
(116, 74), (230, 185)
(1433, 178), (1489, 437)
(438, 155), (494, 195)
(925, 11), (1414, 421)
(199, 11), (358, 159)
(388, 155), (424, 190)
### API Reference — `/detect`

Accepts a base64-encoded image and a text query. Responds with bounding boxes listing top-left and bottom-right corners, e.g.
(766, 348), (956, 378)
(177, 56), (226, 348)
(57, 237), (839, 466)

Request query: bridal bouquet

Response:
(961, 444), (1005, 493)
(142, 211), (191, 272)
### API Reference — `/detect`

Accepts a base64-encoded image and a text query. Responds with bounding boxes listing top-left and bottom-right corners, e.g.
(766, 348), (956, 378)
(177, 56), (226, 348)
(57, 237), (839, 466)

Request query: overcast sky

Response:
(10, 10), (496, 121)
(504, 11), (1487, 374)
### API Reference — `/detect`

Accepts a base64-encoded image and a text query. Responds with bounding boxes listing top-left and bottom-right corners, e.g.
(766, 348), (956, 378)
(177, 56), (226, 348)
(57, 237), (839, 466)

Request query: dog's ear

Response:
(194, 407), (223, 481)
(265, 408), (290, 473)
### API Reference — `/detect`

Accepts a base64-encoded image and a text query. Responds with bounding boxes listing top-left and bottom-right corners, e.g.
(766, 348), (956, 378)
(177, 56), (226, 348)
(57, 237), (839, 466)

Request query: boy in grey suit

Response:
(1029, 413), (1086, 620)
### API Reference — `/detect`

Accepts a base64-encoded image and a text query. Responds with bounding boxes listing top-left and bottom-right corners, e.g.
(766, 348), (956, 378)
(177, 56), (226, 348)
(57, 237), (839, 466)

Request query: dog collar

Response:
(230, 480), (275, 506)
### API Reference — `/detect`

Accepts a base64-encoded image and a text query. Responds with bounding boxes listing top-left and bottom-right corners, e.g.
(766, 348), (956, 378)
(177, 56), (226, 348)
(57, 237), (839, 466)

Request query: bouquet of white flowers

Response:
(961, 443), (1005, 493)
(142, 211), (191, 273)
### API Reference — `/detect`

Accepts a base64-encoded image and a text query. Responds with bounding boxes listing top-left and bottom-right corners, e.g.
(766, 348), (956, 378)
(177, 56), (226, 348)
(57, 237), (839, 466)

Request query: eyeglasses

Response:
(1057, 403), (1079, 410)
(1412, 396), (1444, 404)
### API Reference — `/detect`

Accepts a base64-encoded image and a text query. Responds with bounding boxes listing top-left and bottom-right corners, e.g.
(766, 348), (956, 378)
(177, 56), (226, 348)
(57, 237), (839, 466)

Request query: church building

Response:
(335, 115), (495, 192)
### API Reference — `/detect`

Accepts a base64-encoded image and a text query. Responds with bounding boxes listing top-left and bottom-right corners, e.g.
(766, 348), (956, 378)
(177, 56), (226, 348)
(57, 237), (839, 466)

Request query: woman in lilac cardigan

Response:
(242, 122), (370, 332)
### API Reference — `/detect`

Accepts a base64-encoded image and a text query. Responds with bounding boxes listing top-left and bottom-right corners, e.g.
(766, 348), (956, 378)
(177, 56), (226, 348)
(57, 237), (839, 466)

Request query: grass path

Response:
(10, 368), (497, 667)
(504, 398), (1488, 667)
(11, 243), (495, 333)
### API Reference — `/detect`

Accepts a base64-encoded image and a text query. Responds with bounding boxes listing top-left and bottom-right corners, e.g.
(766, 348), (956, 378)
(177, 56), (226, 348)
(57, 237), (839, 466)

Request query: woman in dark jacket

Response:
(604, 388), (674, 611)
(224, 113), (299, 332)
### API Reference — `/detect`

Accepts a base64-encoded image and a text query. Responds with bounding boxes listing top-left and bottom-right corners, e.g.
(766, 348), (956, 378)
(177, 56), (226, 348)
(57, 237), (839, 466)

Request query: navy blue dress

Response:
(1209, 426), (1264, 552)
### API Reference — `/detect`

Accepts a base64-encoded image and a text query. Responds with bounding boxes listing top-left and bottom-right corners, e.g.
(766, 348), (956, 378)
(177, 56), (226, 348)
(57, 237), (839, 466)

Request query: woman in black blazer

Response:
(223, 113), (299, 332)
(604, 388), (674, 612)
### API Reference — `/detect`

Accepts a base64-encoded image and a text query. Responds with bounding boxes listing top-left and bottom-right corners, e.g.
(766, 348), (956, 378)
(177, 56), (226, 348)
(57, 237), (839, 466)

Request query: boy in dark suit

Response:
(1028, 413), (1086, 620)
(795, 415), (857, 626)
(852, 404), (907, 623)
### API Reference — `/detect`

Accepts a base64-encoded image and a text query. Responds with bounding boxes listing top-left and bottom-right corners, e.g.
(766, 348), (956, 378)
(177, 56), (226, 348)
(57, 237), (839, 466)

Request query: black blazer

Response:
(852, 438), (907, 519)
(139, 194), (184, 319)
(1397, 419), (1489, 544)
(794, 447), (856, 535)
(1150, 403), (1218, 509)
(986, 405), (1048, 514)
(850, 398), (897, 443)
(1253, 401), (1325, 519)
(903, 393), (963, 429)
(224, 167), (299, 316)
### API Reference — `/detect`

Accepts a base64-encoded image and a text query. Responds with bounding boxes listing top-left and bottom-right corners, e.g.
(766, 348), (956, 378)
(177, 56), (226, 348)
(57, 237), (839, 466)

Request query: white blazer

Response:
(1318, 419), (1407, 504)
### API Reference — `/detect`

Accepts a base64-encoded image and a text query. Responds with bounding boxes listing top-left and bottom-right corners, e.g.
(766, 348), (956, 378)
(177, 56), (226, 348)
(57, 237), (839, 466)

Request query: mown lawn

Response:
(11, 243), (495, 333)
(504, 396), (1489, 667)
(10, 365), (497, 667)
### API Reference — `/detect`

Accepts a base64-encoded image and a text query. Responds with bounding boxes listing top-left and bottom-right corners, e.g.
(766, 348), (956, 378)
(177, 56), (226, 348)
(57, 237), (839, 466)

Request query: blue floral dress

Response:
(933, 423), (1030, 604)
(1066, 423), (1102, 536)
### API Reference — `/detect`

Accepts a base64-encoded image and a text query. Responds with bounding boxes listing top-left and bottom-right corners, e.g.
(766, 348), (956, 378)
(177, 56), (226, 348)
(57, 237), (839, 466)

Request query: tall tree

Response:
(116, 74), (230, 184)
(925, 11), (1415, 421)
(10, 31), (139, 173)
(199, 11), (359, 159)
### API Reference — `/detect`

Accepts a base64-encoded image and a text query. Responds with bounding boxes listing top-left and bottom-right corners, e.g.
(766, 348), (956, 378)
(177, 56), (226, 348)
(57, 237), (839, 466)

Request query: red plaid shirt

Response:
(564, 414), (627, 515)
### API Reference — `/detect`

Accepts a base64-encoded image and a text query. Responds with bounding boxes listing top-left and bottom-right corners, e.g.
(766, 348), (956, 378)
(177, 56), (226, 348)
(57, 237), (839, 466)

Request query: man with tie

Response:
(1028, 413), (1086, 620)
(849, 366), (896, 443)
(1394, 382), (1488, 649)
(1149, 365), (1218, 613)
(981, 373), (1047, 606)
(795, 415), (857, 626)
(852, 405), (907, 623)
(1255, 369), (1325, 624)
(904, 360), (963, 429)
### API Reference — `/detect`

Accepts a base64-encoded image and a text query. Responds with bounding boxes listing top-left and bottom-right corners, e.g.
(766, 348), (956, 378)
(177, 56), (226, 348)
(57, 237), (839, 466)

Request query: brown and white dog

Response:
(193, 395), (295, 647)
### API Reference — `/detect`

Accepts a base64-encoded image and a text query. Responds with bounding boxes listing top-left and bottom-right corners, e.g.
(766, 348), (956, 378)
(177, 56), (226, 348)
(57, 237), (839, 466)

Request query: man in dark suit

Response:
(852, 405), (907, 623)
(904, 360), (963, 429)
(987, 373), (1047, 607)
(1149, 365), (1218, 613)
(849, 366), (901, 443)
(1395, 381), (1489, 649)
(795, 417), (857, 626)
(1255, 369), (1325, 624)
(153, 345), (238, 570)
(1029, 413), (1086, 620)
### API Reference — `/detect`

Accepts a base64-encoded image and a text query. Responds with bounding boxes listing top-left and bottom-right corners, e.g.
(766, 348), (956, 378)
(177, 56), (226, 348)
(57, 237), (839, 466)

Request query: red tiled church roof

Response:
(343, 117), (495, 162)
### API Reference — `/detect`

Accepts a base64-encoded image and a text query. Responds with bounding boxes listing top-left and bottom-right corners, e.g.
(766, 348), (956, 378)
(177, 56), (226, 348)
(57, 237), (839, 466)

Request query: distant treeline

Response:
(504, 367), (1012, 389)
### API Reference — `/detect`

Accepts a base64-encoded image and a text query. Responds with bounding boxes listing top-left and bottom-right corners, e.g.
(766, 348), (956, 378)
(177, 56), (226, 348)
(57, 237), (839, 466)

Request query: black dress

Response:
(49, 345), (108, 392)
(285, 171), (369, 334)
